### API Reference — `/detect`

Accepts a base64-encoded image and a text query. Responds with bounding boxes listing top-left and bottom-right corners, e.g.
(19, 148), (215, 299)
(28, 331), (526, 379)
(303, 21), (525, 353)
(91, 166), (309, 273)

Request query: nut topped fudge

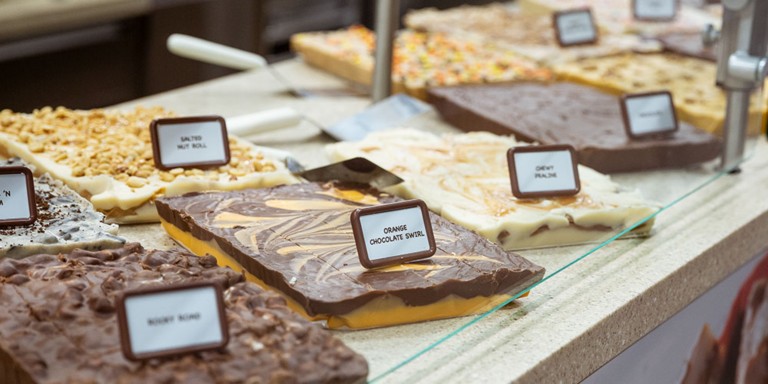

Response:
(156, 182), (545, 329)
(518, 0), (719, 36)
(404, 4), (661, 65)
(0, 243), (368, 383)
(1, 158), (125, 259)
(291, 25), (551, 99)
(327, 129), (658, 250)
(0, 106), (298, 223)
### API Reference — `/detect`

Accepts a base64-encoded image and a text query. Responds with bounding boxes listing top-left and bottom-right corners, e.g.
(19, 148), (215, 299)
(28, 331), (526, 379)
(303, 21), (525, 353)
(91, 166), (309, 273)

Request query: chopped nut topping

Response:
(0, 106), (278, 183)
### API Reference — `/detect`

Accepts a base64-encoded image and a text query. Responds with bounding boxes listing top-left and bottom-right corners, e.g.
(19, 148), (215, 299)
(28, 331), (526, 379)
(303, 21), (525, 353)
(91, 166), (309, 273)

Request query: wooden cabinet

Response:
(0, 0), (495, 111)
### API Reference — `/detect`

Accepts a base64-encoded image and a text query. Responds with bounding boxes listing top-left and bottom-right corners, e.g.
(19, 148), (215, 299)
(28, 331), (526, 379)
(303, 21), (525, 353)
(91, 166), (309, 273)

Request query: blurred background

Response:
(0, 0), (496, 112)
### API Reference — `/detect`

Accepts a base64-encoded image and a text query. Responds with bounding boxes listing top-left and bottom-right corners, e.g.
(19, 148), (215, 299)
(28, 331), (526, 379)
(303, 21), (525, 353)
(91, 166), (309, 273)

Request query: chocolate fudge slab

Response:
(0, 244), (368, 384)
(156, 182), (545, 329)
(428, 82), (722, 173)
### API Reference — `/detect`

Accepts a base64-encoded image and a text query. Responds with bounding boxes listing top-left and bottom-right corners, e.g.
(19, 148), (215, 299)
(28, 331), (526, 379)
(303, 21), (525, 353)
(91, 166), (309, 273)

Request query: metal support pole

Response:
(716, 0), (768, 171)
(372, 0), (398, 102)
(721, 90), (751, 171)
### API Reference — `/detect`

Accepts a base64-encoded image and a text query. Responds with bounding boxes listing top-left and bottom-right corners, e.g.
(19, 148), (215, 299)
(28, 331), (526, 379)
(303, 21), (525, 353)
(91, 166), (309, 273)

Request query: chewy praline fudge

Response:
(327, 129), (658, 250)
(0, 243), (368, 384)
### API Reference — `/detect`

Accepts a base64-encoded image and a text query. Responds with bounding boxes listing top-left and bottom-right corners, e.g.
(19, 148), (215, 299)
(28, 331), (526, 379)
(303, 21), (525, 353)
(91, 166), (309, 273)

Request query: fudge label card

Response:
(116, 281), (229, 361)
(620, 91), (679, 139)
(351, 199), (436, 269)
(632, 0), (678, 21)
(150, 116), (231, 170)
(0, 166), (37, 226)
(507, 145), (581, 199)
(553, 8), (598, 47)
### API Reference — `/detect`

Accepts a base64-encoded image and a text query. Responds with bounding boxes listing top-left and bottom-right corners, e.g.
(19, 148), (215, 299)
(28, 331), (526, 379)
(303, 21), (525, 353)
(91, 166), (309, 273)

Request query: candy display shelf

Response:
(114, 59), (768, 383)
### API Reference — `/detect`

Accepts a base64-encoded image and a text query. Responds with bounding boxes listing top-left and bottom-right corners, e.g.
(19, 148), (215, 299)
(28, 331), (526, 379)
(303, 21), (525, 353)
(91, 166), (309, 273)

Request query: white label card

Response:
(634, 0), (677, 20)
(351, 200), (436, 269)
(508, 146), (581, 199)
(621, 91), (678, 138)
(150, 116), (230, 170)
(0, 167), (36, 226)
(554, 9), (598, 47)
(117, 283), (228, 361)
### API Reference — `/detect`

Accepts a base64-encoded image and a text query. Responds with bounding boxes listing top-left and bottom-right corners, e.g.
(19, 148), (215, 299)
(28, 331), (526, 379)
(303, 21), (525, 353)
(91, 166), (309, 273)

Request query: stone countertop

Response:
(0, 0), (152, 41)
(115, 59), (768, 383)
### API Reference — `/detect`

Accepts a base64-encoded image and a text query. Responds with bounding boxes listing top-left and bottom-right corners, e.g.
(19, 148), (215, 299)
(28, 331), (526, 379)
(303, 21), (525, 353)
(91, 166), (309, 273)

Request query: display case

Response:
(1, 0), (767, 383)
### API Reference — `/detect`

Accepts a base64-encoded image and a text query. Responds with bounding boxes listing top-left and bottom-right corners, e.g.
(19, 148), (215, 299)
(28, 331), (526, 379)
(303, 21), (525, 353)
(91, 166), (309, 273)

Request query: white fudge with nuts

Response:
(0, 107), (299, 223)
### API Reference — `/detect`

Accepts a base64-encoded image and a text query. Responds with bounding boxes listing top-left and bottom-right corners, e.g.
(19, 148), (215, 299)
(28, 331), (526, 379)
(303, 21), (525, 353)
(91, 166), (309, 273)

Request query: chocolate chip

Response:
(56, 269), (74, 280)
(199, 255), (218, 268)
(6, 274), (29, 285)
(78, 257), (105, 266)
(0, 263), (18, 278)
(87, 296), (114, 314)
(65, 280), (87, 291)
(141, 251), (172, 267)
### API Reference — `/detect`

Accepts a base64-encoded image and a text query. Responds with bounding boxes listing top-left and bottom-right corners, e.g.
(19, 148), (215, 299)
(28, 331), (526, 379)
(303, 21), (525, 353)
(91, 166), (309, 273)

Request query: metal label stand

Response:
(372, 0), (399, 103)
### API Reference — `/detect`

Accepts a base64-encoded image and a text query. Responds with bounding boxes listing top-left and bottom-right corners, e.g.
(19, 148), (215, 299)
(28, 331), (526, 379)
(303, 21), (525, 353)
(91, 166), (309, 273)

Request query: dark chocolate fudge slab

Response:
(156, 182), (545, 323)
(0, 244), (368, 384)
(428, 82), (722, 173)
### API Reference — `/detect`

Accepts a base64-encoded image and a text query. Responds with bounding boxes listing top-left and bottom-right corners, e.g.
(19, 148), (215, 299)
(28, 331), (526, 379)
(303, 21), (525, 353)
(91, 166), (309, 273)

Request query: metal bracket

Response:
(371, 0), (399, 103)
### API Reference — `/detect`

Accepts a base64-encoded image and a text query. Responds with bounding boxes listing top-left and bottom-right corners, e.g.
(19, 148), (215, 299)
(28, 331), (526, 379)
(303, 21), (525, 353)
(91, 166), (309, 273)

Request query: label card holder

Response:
(0, 166), (37, 227)
(620, 91), (679, 139)
(116, 281), (229, 361)
(553, 8), (599, 47)
(507, 145), (581, 199)
(351, 199), (436, 269)
(150, 116), (231, 170)
(632, 0), (678, 21)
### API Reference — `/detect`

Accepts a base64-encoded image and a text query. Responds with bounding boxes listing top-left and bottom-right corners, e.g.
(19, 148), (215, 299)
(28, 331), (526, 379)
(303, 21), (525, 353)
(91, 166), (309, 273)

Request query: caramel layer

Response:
(161, 219), (528, 329)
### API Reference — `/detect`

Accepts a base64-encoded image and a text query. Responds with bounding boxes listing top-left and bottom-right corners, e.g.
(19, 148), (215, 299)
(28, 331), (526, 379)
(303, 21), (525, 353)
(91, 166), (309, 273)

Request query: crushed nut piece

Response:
(126, 176), (147, 188)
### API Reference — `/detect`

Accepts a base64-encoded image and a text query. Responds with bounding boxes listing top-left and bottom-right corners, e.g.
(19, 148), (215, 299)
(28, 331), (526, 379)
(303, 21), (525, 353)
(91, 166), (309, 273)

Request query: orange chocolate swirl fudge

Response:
(155, 182), (545, 329)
